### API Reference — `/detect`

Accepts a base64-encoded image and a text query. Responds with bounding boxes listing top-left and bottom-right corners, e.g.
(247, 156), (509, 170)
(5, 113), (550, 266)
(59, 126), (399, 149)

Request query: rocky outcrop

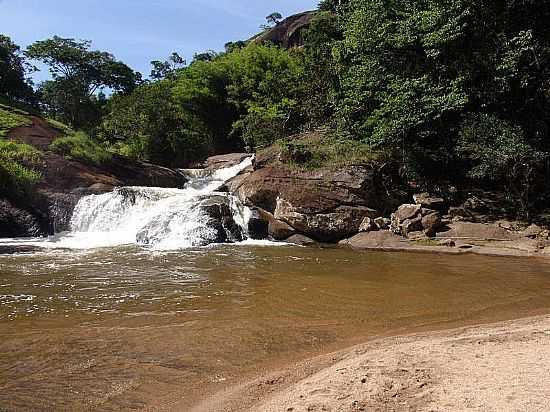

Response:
(254, 11), (316, 48)
(226, 158), (402, 242)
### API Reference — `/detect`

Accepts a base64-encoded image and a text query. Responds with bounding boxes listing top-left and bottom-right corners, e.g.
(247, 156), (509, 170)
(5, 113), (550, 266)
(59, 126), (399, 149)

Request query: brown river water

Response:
(2, 245), (550, 411)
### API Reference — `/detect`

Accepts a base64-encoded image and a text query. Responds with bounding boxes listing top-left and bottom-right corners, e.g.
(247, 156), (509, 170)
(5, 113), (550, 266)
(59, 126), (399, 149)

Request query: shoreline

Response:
(194, 314), (550, 411)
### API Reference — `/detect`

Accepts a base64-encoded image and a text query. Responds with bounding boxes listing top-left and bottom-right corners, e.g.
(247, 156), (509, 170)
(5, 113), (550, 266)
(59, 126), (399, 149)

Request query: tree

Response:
(26, 36), (141, 128)
(99, 80), (212, 167)
(0, 35), (35, 103)
(266, 12), (283, 26)
(150, 52), (186, 80)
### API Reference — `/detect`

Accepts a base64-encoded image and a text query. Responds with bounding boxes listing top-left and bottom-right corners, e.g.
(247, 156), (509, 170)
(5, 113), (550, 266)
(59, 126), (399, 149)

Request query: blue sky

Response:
(0, 0), (319, 83)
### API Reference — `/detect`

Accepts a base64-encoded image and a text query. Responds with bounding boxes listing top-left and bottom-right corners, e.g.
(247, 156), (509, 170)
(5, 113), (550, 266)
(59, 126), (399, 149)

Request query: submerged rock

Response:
(285, 234), (317, 246)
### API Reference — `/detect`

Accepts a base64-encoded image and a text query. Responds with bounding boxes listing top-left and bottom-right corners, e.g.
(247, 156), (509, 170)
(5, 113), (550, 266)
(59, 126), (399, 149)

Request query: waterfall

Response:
(49, 157), (255, 250)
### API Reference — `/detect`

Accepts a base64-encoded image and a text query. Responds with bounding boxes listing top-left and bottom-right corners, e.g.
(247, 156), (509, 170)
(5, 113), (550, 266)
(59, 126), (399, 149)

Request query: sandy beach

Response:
(195, 315), (550, 411)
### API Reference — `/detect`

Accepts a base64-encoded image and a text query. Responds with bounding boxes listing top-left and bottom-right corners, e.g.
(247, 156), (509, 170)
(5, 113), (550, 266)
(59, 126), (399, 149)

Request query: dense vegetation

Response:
(1, 0), (550, 215)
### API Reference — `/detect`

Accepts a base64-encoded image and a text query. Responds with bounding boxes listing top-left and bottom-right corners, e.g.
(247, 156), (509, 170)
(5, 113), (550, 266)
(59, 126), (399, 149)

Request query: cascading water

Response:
(45, 157), (255, 250)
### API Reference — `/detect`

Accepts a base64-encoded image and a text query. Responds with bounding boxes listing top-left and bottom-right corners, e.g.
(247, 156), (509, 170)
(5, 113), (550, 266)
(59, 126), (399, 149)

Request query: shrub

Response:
(277, 131), (383, 170)
(50, 131), (112, 165)
(0, 139), (42, 194)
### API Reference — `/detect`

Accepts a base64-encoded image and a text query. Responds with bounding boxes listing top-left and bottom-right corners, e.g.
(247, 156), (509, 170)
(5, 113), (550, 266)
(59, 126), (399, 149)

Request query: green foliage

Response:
(50, 131), (112, 165)
(101, 43), (305, 167)
(150, 52), (186, 80)
(0, 105), (31, 137)
(457, 114), (543, 182)
(0, 35), (35, 104)
(99, 80), (211, 166)
(26, 36), (141, 129)
(46, 117), (73, 134)
(0, 140), (42, 195)
(278, 131), (382, 170)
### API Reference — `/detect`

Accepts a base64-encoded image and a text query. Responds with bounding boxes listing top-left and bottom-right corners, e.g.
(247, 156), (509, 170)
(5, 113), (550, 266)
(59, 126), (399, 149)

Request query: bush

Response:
(0, 105), (31, 137)
(0, 139), (42, 194)
(50, 131), (112, 165)
(277, 131), (382, 170)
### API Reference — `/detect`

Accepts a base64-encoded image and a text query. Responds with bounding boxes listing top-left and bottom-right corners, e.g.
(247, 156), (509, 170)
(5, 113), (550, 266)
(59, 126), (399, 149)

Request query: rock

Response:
(0, 200), (43, 237)
(199, 196), (245, 242)
(401, 216), (424, 237)
(254, 208), (296, 240)
(275, 200), (378, 242)
(270, 219), (296, 240)
(436, 222), (520, 241)
(522, 224), (547, 239)
(421, 212), (443, 237)
(253, 11), (316, 48)
(86, 183), (115, 194)
(247, 208), (269, 240)
(438, 239), (456, 247)
(359, 217), (378, 233)
(413, 192), (446, 211)
(285, 234), (317, 246)
(205, 153), (251, 171)
(394, 204), (422, 221)
(233, 164), (397, 242)
(339, 231), (405, 249)
(390, 204), (422, 236)
(374, 217), (390, 230)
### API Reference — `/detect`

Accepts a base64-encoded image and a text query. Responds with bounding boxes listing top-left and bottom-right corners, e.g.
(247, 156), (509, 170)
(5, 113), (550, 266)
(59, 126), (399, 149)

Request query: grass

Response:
(50, 131), (112, 165)
(0, 139), (43, 194)
(0, 105), (31, 138)
(275, 130), (383, 170)
(46, 118), (73, 134)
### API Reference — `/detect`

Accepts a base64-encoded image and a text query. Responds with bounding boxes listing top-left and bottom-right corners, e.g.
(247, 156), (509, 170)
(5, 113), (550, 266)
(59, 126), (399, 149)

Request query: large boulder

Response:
(0, 200), (43, 237)
(228, 163), (399, 242)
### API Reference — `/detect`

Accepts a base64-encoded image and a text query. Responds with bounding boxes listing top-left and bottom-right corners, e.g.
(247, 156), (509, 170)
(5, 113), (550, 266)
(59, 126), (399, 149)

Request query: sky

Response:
(0, 0), (319, 83)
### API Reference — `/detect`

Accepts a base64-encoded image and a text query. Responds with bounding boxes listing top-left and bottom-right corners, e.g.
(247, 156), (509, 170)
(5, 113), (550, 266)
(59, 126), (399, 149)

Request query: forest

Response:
(2, 0), (550, 216)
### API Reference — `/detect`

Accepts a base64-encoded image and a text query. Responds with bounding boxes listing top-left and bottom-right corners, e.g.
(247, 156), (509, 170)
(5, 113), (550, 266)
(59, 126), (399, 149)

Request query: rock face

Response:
(228, 161), (400, 242)
(254, 11), (316, 48)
